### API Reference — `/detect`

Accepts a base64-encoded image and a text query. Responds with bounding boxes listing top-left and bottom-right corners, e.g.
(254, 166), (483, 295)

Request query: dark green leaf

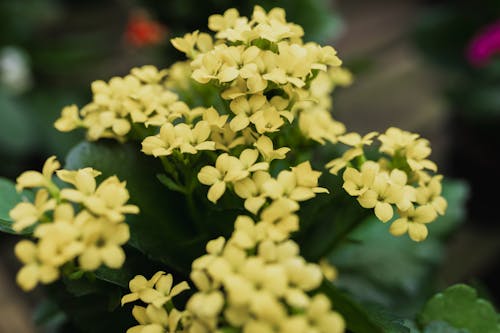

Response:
(419, 284), (500, 333)
(423, 321), (469, 333)
(295, 171), (370, 261)
(46, 280), (133, 333)
(33, 299), (67, 328)
(318, 280), (409, 333)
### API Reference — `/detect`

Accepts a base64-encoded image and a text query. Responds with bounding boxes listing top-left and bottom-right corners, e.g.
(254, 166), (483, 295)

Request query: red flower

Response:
(125, 11), (167, 47)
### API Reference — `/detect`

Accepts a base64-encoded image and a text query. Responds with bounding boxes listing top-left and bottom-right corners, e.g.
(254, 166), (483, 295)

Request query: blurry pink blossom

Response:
(467, 20), (500, 67)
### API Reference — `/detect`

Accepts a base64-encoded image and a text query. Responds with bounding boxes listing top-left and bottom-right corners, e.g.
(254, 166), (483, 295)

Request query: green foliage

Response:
(422, 321), (469, 333)
(0, 91), (37, 155)
(319, 281), (410, 333)
(418, 284), (500, 333)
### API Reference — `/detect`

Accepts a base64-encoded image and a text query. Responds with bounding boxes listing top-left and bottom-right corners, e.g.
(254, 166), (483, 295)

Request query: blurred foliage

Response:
(414, 0), (500, 120)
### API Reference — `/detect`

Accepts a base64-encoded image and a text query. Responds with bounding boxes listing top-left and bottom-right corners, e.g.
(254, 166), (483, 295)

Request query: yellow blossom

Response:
(389, 205), (438, 242)
(54, 105), (81, 132)
(233, 171), (271, 214)
(197, 153), (248, 203)
(356, 169), (410, 222)
(378, 127), (437, 172)
(253, 135), (290, 162)
(15, 156), (60, 191)
(326, 132), (378, 175)
(127, 305), (183, 333)
(416, 175), (447, 215)
(229, 95), (267, 132)
(14, 240), (59, 291)
(10, 189), (56, 232)
(122, 271), (190, 308)
(78, 218), (130, 270)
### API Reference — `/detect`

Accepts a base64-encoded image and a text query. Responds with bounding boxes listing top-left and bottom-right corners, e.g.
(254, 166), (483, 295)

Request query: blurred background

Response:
(0, 0), (499, 332)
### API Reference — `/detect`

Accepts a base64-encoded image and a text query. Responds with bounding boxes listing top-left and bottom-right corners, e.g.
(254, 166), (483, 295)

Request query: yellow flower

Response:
(15, 155), (60, 191)
(292, 161), (328, 192)
(342, 161), (379, 196)
(234, 171), (271, 214)
(389, 205), (438, 242)
(34, 204), (83, 267)
(10, 189), (56, 232)
(416, 175), (448, 215)
(131, 65), (169, 84)
(210, 123), (248, 151)
(202, 107), (228, 130)
(127, 305), (183, 333)
(142, 121), (216, 157)
(122, 272), (190, 308)
(259, 199), (300, 241)
(198, 153), (248, 203)
(78, 218), (130, 270)
(171, 31), (213, 59)
(378, 127), (437, 172)
(253, 135), (290, 162)
(14, 240), (59, 291)
(180, 202), (347, 332)
(319, 259), (338, 282)
(356, 169), (410, 222)
(208, 8), (240, 33)
(229, 95), (267, 132)
(298, 109), (346, 145)
(54, 105), (81, 132)
(249, 107), (285, 134)
(326, 132), (378, 175)
(307, 294), (345, 333)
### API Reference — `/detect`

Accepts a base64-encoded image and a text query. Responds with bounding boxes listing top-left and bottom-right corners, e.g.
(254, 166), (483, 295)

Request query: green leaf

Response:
(0, 177), (33, 234)
(46, 280), (134, 333)
(329, 216), (443, 316)
(295, 171), (370, 261)
(318, 280), (409, 333)
(33, 299), (67, 328)
(419, 284), (500, 333)
(423, 321), (469, 333)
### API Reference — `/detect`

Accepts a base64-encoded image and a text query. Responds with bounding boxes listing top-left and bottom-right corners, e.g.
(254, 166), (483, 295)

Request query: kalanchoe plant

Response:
(0, 6), (488, 333)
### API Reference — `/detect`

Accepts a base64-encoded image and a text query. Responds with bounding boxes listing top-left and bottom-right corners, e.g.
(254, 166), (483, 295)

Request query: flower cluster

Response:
(183, 215), (345, 333)
(38, 5), (450, 333)
(170, 6), (347, 146)
(9, 156), (139, 290)
(122, 214), (345, 333)
(54, 65), (185, 141)
(327, 127), (447, 241)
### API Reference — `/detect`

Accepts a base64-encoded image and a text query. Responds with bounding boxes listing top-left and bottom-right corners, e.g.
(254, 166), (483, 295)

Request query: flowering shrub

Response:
(0, 6), (495, 333)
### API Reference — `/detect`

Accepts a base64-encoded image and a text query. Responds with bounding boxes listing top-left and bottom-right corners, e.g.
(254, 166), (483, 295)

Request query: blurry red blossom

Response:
(124, 10), (167, 47)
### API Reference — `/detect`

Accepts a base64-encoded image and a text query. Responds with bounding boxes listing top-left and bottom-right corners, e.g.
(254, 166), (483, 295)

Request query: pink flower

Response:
(466, 20), (500, 67)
